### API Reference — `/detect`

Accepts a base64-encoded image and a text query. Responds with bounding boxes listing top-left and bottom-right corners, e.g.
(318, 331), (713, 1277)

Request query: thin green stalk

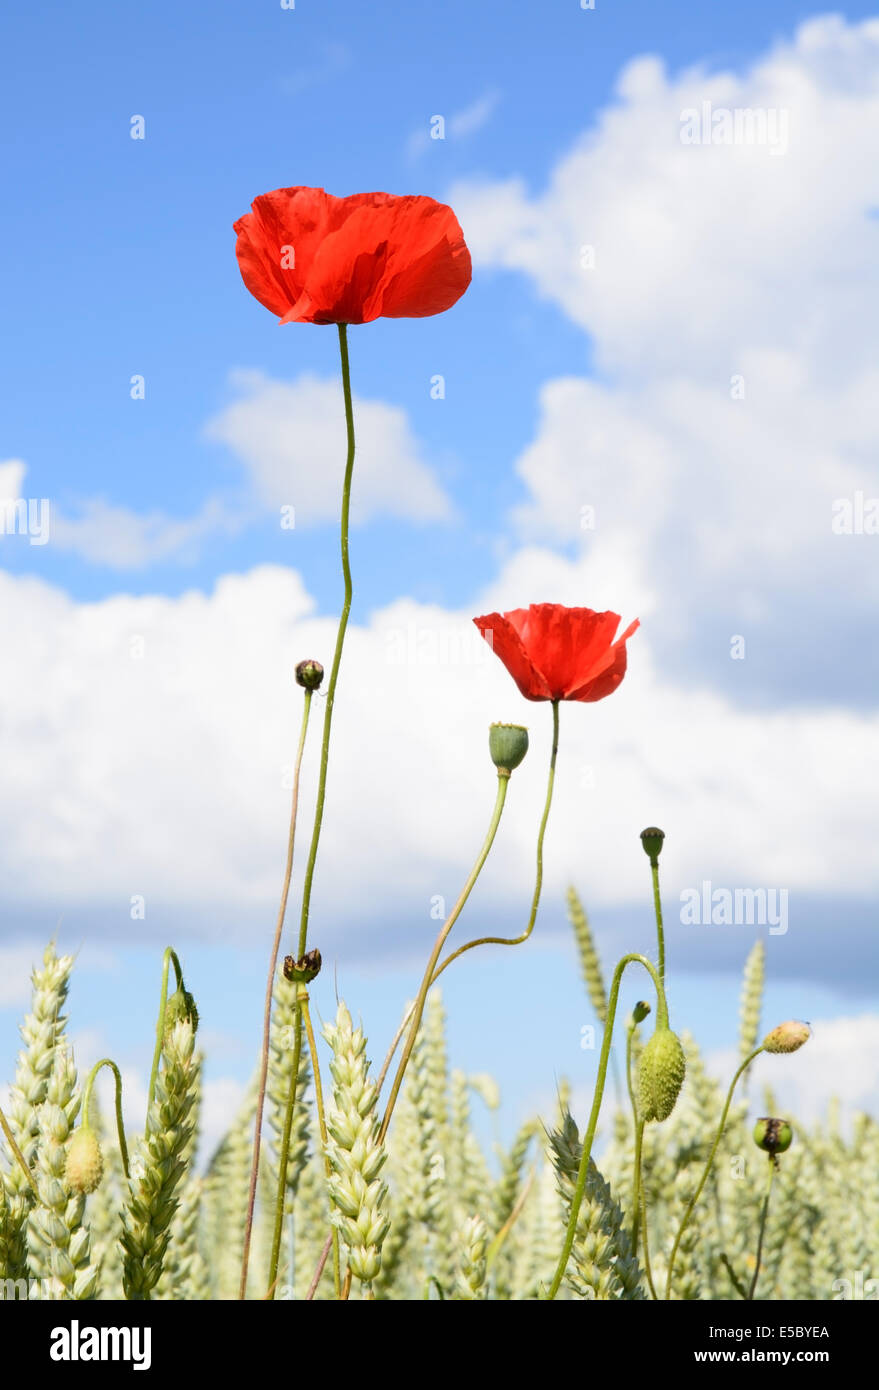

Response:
(146, 948), (183, 1124)
(640, 1184), (658, 1300)
(300, 991), (341, 1298)
(81, 1058), (130, 1178)
(296, 322), (356, 959)
(269, 321), (356, 1299)
(378, 775), (509, 1143)
(664, 1045), (764, 1299)
(0, 1102), (39, 1199)
(545, 950), (662, 1295)
(625, 1022), (641, 1249)
(650, 859), (665, 983)
(747, 1160), (776, 1300)
(267, 1002), (304, 1297)
(240, 688), (313, 1300)
(547, 951), (667, 1300)
(431, 700), (560, 981)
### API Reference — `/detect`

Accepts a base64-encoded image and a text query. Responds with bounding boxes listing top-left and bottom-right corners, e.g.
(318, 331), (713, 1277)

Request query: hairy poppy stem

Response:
(547, 951), (666, 1300)
(81, 1058), (129, 1179)
(146, 947), (184, 1127)
(240, 688), (313, 1300)
(664, 1046), (764, 1299)
(430, 698), (560, 979)
(747, 1159), (776, 1300)
(267, 322), (356, 1300)
(377, 775), (509, 1144)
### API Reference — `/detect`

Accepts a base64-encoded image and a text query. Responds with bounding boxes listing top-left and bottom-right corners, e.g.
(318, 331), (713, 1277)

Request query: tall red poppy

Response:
(473, 604), (639, 703)
(233, 186), (471, 325)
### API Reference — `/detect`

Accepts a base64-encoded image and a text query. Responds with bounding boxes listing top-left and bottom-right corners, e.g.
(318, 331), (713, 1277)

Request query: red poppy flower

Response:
(473, 604), (639, 703)
(233, 186), (471, 325)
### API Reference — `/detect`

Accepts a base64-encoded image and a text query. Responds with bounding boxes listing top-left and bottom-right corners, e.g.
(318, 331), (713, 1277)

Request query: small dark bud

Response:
(295, 659), (325, 691)
(640, 827), (665, 863)
(283, 948), (322, 984)
(632, 1000), (652, 1024)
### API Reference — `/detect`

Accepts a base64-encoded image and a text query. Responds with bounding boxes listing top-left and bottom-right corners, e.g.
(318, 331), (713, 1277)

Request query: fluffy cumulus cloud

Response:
(0, 556), (876, 988)
(205, 370), (452, 527)
(451, 16), (879, 700)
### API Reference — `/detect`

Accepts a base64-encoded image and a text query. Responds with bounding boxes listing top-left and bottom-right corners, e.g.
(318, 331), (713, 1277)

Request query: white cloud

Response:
(205, 370), (452, 527)
(406, 89), (501, 159)
(0, 460), (27, 503)
(50, 496), (242, 570)
(0, 555), (876, 966)
(450, 17), (879, 641)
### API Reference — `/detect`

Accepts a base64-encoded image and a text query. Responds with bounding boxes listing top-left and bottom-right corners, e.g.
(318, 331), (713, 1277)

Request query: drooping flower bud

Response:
(284, 948), (322, 984)
(295, 659), (324, 691)
(638, 1025), (686, 1122)
(65, 1125), (105, 1195)
(753, 1117), (793, 1155)
(165, 986), (199, 1039)
(639, 827), (665, 863)
(488, 723), (529, 776)
(762, 1020), (810, 1054)
(632, 1000), (652, 1024)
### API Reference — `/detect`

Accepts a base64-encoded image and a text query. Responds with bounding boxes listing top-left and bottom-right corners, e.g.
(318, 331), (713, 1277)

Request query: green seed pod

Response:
(639, 827), (665, 862)
(638, 1025), (686, 1122)
(165, 987), (199, 1039)
(488, 723), (529, 776)
(295, 659), (324, 691)
(753, 1117), (793, 1155)
(65, 1126), (105, 1195)
(762, 1020), (810, 1054)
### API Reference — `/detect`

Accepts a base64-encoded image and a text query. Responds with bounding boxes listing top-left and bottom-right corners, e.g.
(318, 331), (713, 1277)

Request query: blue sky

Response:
(2, 1), (879, 1153)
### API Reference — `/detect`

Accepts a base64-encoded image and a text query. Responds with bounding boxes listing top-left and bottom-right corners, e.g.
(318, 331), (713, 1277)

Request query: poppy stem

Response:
(546, 950), (665, 1300)
(747, 1158), (777, 1300)
(240, 686), (313, 1300)
(429, 698), (560, 981)
(650, 858), (666, 984)
(296, 322), (356, 961)
(266, 322), (356, 1299)
(377, 774), (509, 1144)
(664, 1045), (764, 1299)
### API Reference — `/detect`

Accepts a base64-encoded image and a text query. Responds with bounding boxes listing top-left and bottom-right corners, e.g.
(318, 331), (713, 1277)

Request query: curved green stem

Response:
(664, 1045), (764, 1300)
(240, 688), (313, 1300)
(378, 775), (509, 1143)
(81, 1058), (129, 1179)
(0, 1103), (39, 1198)
(296, 322), (356, 961)
(431, 701), (559, 981)
(650, 858), (665, 983)
(146, 947), (184, 1127)
(267, 998), (304, 1297)
(747, 1159), (776, 1300)
(547, 951), (667, 1299)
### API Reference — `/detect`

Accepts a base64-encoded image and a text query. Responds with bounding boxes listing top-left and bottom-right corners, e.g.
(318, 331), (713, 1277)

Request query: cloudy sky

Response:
(2, 0), (878, 1154)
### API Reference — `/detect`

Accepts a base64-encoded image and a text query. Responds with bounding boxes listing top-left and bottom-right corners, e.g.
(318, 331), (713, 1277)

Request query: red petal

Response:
(473, 612), (553, 701)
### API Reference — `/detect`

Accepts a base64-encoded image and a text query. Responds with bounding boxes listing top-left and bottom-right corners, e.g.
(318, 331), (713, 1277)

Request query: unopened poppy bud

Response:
(753, 1117), (793, 1155)
(284, 948), (322, 984)
(65, 1126), (104, 1195)
(638, 1025), (686, 1122)
(165, 986), (199, 1039)
(762, 1020), (811, 1054)
(295, 659), (324, 691)
(640, 827), (665, 863)
(489, 723), (529, 776)
(632, 1000), (651, 1024)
